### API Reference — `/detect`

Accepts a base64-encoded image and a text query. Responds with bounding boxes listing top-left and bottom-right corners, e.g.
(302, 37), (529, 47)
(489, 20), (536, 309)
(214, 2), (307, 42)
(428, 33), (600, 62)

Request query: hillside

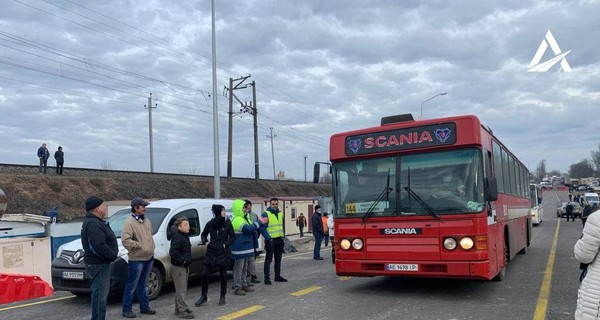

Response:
(0, 168), (331, 221)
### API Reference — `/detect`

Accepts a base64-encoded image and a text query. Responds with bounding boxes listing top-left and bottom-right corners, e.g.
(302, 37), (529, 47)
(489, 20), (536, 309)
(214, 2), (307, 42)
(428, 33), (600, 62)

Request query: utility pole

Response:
(267, 127), (277, 179)
(226, 75), (251, 178)
(251, 81), (259, 180)
(211, 0), (220, 198)
(304, 155), (308, 182)
(144, 93), (157, 173)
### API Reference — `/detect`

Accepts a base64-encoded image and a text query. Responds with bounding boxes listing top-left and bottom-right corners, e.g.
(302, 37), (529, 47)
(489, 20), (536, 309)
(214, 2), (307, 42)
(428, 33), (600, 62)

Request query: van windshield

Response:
(108, 208), (171, 236)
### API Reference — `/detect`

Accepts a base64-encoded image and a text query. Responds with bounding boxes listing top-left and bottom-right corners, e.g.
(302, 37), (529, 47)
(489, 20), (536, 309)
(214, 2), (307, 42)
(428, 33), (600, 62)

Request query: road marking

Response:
(290, 286), (321, 296)
(218, 305), (265, 320)
(532, 217), (561, 320)
(0, 295), (75, 312)
(338, 276), (351, 281)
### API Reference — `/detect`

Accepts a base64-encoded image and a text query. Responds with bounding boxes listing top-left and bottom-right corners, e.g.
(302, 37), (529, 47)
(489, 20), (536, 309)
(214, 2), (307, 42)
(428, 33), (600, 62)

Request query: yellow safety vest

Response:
(265, 209), (284, 238)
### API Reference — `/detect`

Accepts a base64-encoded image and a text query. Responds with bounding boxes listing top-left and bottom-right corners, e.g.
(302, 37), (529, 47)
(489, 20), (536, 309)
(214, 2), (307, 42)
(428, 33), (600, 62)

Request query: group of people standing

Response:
(37, 143), (64, 174)
(81, 196), (288, 320)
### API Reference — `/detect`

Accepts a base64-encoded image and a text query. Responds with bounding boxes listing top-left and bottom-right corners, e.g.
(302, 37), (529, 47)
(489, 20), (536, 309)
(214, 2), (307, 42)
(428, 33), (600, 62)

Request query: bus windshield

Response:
(333, 149), (485, 218)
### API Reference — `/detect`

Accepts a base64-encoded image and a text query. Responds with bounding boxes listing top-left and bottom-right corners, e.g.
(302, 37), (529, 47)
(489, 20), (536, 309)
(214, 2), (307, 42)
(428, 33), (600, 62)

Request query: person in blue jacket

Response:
(231, 199), (268, 296)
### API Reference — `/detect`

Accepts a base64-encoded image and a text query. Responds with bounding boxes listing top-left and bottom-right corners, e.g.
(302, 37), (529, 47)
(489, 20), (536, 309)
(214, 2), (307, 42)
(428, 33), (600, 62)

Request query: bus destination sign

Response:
(345, 123), (457, 156)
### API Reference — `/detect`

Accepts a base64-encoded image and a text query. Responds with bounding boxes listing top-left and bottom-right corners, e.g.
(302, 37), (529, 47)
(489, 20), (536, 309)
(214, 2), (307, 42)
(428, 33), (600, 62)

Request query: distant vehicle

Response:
(51, 198), (235, 300)
(539, 181), (553, 190)
(556, 202), (583, 218)
(530, 184), (543, 225)
(583, 192), (600, 206)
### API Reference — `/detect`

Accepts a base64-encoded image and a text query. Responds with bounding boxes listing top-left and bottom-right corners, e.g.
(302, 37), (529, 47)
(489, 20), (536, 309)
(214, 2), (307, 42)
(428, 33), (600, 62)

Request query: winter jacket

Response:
(169, 230), (192, 267)
(121, 215), (155, 261)
(37, 147), (49, 160)
(231, 199), (264, 259)
(312, 211), (324, 236)
(201, 216), (235, 267)
(574, 211), (600, 319)
(54, 150), (64, 162)
(81, 213), (118, 265)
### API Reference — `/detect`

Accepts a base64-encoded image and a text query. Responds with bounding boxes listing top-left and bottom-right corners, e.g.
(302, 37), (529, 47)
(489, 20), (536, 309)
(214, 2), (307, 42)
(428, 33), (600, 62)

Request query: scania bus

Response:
(329, 114), (531, 281)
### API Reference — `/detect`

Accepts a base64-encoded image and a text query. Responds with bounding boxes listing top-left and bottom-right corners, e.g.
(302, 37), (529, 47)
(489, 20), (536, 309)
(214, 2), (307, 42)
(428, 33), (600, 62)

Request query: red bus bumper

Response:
(335, 259), (494, 280)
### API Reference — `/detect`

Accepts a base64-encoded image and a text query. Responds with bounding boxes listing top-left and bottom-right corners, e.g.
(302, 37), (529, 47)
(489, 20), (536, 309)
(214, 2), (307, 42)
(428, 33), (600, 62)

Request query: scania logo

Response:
(380, 228), (422, 235)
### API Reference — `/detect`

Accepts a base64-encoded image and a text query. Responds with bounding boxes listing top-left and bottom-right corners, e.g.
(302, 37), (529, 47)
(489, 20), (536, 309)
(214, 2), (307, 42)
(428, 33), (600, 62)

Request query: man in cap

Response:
(81, 196), (117, 320)
(121, 197), (156, 318)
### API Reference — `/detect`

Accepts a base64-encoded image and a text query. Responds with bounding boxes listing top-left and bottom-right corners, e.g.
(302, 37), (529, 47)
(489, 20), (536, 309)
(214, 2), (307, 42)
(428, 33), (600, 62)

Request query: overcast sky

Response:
(0, 0), (598, 181)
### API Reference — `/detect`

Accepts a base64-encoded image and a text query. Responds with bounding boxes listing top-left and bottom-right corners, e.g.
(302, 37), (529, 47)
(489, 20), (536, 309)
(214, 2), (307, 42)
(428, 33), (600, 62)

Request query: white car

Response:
(51, 198), (235, 299)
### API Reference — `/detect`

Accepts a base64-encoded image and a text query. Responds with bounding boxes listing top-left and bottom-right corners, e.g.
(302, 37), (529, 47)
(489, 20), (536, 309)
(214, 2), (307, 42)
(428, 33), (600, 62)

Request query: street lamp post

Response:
(420, 92), (447, 118)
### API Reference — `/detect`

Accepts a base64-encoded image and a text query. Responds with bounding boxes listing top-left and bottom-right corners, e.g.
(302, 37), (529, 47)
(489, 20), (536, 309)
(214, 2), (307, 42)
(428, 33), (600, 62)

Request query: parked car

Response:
(51, 198), (235, 300)
(556, 202), (583, 218)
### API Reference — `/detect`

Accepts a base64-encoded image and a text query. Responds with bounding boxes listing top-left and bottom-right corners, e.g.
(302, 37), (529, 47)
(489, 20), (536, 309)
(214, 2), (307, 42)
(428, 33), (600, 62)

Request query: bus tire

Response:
(493, 267), (506, 281)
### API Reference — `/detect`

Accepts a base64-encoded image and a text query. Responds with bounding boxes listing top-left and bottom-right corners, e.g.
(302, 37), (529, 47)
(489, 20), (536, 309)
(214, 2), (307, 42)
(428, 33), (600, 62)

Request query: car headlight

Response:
(443, 237), (457, 250)
(340, 239), (351, 250)
(56, 244), (65, 259)
(459, 237), (474, 250)
(352, 238), (363, 250)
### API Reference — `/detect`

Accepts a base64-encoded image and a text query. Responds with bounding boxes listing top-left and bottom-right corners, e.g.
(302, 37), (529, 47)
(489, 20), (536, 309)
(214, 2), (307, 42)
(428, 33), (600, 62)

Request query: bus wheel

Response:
(493, 267), (506, 281)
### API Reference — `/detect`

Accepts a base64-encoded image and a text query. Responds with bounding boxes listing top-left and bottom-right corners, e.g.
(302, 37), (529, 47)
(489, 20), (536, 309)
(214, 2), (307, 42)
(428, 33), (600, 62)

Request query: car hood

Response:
(60, 238), (128, 260)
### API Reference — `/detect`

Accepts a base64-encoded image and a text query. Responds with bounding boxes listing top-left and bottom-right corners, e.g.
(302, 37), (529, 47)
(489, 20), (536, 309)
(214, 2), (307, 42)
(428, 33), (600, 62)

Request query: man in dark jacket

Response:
(311, 205), (324, 260)
(566, 202), (575, 222)
(81, 196), (118, 320)
(582, 203), (599, 227)
(169, 217), (194, 319)
(54, 146), (64, 175)
(37, 143), (50, 174)
(195, 204), (235, 307)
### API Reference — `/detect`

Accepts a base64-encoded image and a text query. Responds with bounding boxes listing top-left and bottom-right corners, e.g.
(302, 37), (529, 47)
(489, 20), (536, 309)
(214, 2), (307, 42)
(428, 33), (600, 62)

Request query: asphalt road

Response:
(0, 189), (585, 320)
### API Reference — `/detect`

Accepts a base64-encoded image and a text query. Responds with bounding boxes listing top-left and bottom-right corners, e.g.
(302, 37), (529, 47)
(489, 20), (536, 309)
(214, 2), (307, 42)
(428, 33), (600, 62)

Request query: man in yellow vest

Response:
(261, 197), (287, 285)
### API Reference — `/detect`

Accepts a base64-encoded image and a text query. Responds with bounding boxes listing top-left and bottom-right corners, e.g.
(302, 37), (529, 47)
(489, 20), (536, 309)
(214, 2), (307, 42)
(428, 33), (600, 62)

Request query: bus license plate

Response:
(62, 271), (84, 280)
(387, 264), (418, 272)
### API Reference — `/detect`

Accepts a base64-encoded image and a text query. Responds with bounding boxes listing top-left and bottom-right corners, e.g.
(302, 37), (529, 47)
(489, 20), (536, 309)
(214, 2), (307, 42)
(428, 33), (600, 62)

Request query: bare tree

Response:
(99, 160), (115, 170)
(319, 173), (332, 183)
(569, 159), (595, 178)
(591, 143), (600, 177)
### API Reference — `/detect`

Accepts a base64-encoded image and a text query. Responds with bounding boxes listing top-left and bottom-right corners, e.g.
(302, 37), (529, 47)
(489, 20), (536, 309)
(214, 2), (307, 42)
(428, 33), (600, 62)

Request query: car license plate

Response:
(62, 271), (84, 280)
(386, 264), (418, 271)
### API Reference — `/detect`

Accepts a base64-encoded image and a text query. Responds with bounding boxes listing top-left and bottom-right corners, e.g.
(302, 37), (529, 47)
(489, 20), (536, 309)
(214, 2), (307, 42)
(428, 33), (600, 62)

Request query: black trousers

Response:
(299, 226), (304, 237)
(566, 212), (574, 221)
(56, 161), (64, 174)
(201, 265), (227, 296)
(264, 237), (284, 279)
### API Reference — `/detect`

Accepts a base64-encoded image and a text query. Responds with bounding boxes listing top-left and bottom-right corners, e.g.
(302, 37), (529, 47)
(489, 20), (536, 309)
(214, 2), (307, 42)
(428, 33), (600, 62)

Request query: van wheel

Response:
(147, 266), (163, 300)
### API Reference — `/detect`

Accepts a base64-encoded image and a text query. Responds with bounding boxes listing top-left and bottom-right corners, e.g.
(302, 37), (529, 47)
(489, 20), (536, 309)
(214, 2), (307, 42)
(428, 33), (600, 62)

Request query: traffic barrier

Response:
(0, 273), (53, 304)
(557, 186), (569, 191)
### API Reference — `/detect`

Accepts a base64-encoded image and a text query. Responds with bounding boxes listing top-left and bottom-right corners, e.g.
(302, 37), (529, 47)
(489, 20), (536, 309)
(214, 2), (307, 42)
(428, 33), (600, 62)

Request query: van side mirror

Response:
(313, 163), (320, 183)
(485, 177), (498, 202)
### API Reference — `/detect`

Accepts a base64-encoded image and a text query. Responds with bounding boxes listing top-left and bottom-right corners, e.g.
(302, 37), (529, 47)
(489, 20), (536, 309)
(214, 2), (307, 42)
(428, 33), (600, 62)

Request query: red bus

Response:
(330, 114), (531, 280)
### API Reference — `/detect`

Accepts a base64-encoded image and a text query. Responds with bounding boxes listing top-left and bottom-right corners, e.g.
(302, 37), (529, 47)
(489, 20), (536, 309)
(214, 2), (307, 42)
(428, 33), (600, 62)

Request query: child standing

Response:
(169, 217), (195, 319)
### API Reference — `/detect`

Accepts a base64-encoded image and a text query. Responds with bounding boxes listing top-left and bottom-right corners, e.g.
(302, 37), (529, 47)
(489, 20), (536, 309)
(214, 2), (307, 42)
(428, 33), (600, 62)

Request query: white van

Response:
(51, 198), (235, 300)
(584, 193), (600, 206)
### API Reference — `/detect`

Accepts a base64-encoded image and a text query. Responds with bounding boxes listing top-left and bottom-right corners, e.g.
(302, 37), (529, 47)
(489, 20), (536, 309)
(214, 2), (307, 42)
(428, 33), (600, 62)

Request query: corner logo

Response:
(528, 30), (571, 72)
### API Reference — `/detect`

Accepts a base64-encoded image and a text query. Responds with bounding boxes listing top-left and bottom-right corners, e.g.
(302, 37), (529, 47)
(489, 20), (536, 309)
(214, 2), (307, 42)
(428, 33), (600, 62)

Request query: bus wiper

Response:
(363, 169), (393, 223)
(403, 186), (440, 219)
(362, 186), (393, 222)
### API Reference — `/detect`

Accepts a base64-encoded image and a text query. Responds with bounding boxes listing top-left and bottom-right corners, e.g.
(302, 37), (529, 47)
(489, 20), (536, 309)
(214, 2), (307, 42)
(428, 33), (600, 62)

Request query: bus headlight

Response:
(352, 238), (363, 250)
(443, 237), (457, 250)
(340, 239), (351, 250)
(459, 237), (474, 250)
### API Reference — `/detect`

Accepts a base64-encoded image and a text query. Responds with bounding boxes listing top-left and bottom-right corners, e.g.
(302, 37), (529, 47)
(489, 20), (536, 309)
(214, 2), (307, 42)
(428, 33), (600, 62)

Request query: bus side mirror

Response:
(313, 163), (320, 183)
(485, 177), (498, 201)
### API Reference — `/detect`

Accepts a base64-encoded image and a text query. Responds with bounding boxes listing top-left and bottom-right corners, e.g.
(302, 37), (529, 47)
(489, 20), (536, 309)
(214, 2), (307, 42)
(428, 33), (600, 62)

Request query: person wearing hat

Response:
(81, 196), (117, 320)
(121, 197), (156, 318)
(195, 204), (235, 307)
(311, 205), (325, 260)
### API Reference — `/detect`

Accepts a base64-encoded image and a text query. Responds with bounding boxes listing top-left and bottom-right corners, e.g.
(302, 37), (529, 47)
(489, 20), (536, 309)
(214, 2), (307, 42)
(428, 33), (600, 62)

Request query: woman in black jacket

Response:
(169, 217), (194, 318)
(195, 204), (235, 307)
